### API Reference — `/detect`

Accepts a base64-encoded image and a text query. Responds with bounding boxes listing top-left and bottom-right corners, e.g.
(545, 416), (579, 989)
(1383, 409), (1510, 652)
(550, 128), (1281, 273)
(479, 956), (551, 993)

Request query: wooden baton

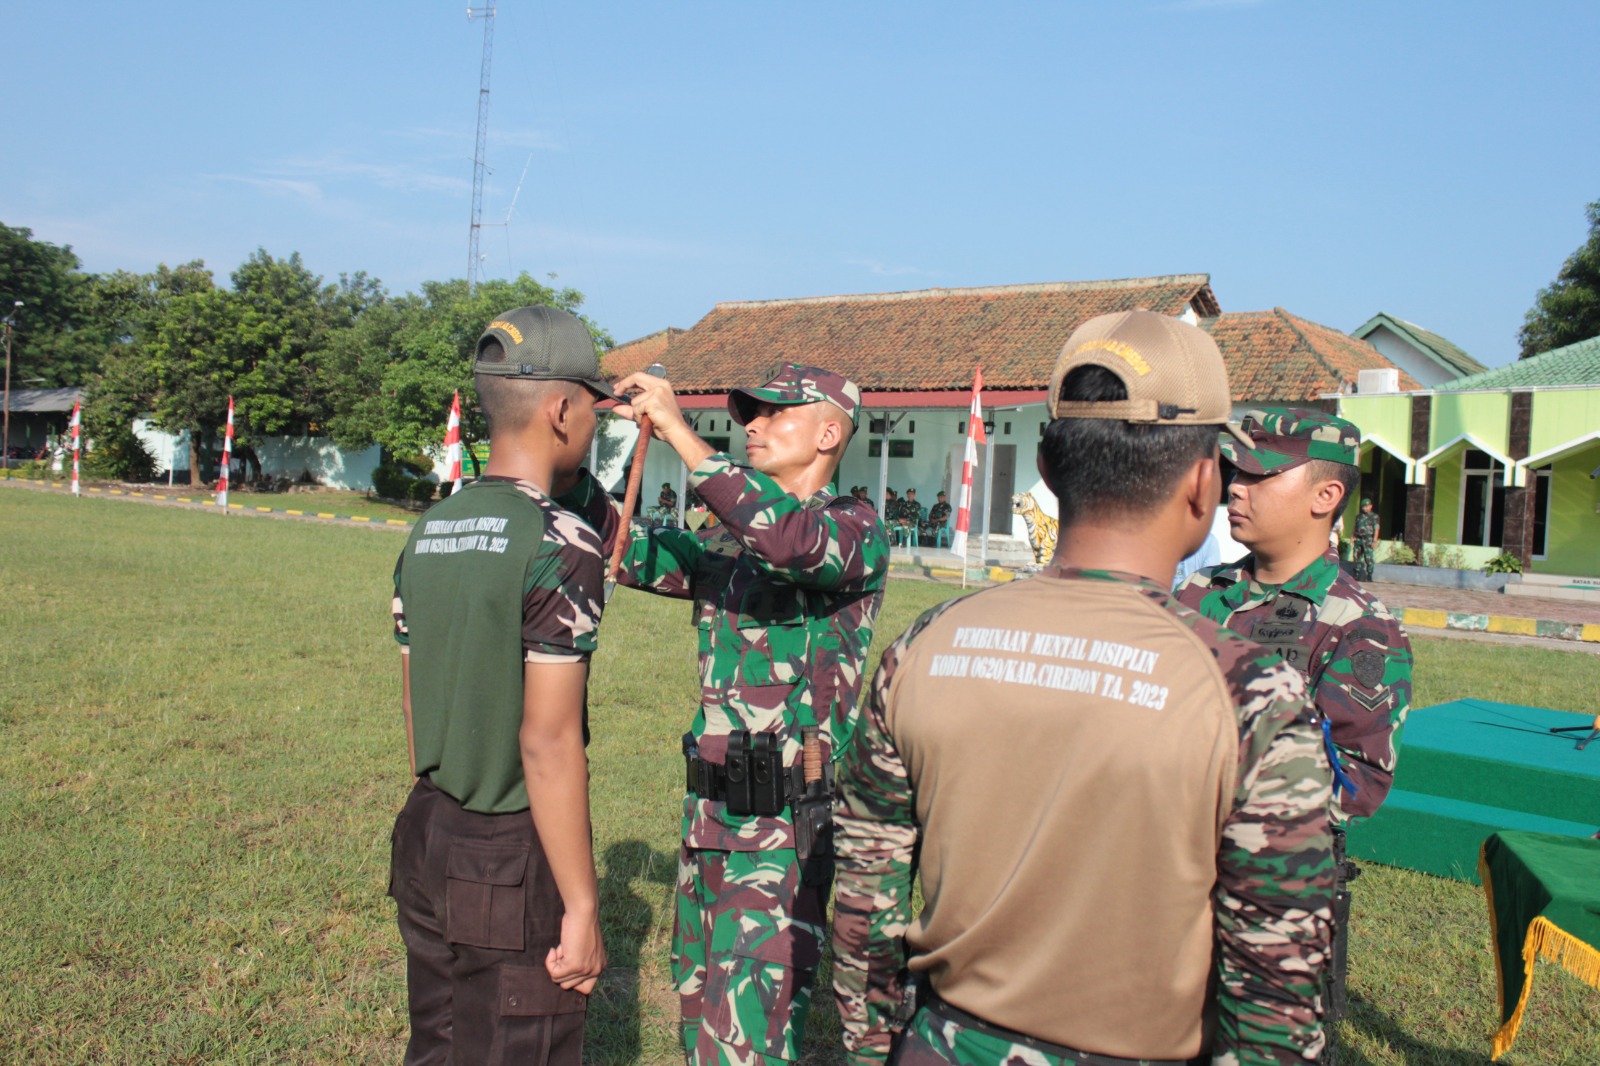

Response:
(607, 363), (666, 581)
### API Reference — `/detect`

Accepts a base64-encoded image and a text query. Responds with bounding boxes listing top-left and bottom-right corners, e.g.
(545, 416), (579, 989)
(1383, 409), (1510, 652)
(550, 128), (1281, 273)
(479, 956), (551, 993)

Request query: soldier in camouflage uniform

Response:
(922, 491), (952, 542)
(390, 306), (620, 1065)
(609, 363), (890, 1065)
(833, 310), (1334, 1066)
(1174, 409), (1413, 1065)
(1352, 499), (1379, 582)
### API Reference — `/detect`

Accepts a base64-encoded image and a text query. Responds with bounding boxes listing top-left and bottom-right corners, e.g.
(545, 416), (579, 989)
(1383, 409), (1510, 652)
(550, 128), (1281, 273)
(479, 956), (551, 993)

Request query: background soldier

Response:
(389, 306), (618, 1066)
(1174, 408), (1414, 1065)
(610, 364), (890, 1066)
(1353, 498), (1379, 581)
(833, 310), (1335, 1066)
(922, 490), (951, 542)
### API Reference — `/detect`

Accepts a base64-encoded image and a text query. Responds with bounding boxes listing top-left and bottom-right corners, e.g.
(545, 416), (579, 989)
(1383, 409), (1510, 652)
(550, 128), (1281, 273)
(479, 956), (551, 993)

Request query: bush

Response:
(81, 433), (159, 482)
(408, 478), (436, 503)
(370, 463), (414, 501)
(394, 454), (432, 478)
(1484, 551), (1524, 575)
(1425, 545), (1468, 570)
(1385, 542), (1417, 566)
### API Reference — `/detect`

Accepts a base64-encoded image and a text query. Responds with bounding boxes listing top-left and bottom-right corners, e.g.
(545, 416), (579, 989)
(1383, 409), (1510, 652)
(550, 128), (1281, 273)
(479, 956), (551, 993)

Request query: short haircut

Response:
(1304, 458), (1359, 523)
(1040, 365), (1218, 526)
(475, 338), (583, 436)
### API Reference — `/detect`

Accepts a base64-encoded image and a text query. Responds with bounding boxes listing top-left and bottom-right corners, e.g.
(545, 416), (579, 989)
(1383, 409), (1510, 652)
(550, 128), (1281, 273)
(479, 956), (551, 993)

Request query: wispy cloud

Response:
(281, 156), (469, 195)
(1159, 0), (1271, 9)
(207, 174), (324, 202)
(846, 258), (941, 278)
(404, 125), (564, 152)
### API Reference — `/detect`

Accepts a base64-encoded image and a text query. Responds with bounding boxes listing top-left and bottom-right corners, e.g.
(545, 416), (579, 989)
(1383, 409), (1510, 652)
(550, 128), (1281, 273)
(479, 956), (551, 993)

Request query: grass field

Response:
(2, 487), (1597, 1065)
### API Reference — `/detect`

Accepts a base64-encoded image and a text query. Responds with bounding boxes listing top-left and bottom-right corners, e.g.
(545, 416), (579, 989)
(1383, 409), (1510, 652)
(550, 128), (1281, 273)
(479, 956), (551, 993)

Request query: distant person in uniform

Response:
(922, 490), (951, 543)
(389, 305), (621, 1066)
(1353, 498), (1379, 582)
(1175, 408), (1413, 1065)
(833, 311), (1335, 1065)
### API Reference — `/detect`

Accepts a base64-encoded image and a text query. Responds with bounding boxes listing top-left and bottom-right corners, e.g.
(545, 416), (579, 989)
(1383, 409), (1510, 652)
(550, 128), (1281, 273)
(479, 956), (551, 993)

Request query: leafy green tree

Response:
(0, 223), (97, 387)
(1519, 199), (1600, 359)
(319, 273), (610, 475)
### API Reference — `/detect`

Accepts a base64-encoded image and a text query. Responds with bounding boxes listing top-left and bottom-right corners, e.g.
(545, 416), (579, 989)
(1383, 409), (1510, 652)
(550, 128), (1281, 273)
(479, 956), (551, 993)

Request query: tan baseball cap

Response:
(1048, 310), (1251, 449)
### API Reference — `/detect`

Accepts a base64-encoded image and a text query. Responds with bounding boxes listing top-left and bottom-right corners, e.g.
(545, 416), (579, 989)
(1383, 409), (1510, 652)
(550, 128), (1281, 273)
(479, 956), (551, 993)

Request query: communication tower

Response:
(466, 3), (496, 291)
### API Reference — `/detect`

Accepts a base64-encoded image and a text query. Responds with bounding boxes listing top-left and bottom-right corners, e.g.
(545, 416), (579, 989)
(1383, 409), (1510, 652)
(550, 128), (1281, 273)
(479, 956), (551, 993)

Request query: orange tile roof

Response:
(602, 283), (1414, 405)
(1200, 308), (1421, 402)
(603, 276), (1219, 393)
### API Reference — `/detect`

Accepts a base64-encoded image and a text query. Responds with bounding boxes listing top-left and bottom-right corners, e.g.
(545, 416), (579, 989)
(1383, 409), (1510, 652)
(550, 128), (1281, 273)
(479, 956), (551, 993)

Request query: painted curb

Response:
(1, 476), (417, 529)
(1399, 606), (1600, 645)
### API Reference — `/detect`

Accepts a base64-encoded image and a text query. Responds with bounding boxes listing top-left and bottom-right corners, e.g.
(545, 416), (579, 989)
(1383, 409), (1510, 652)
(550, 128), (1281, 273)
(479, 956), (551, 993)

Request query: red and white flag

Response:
(216, 396), (234, 511)
(949, 366), (986, 558)
(69, 400), (81, 496)
(444, 391), (463, 496)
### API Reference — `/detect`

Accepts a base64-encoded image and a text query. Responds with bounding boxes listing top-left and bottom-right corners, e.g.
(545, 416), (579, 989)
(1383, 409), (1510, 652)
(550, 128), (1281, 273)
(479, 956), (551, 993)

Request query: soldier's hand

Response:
(545, 909), (606, 994)
(612, 371), (689, 443)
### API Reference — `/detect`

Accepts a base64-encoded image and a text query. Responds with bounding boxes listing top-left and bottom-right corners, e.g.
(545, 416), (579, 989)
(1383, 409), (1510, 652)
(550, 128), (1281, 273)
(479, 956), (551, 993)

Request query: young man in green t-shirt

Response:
(389, 305), (621, 1066)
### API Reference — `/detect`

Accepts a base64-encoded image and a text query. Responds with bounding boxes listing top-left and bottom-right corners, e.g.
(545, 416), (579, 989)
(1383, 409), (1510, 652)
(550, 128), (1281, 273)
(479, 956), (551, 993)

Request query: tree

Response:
(318, 273), (610, 474)
(0, 223), (97, 387)
(1519, 199), (1600, 359)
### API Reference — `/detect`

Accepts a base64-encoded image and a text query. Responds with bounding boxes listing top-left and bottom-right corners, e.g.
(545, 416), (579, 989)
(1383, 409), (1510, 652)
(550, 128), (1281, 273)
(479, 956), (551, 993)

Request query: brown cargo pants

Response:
(389, 777), (588, 1065)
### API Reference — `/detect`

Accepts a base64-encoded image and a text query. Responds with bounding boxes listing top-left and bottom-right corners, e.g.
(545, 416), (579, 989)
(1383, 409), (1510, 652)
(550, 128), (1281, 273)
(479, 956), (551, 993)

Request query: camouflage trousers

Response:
(891, 999), (1198, 1066)
(673, 844), (830, 1064)
(1352, 542), (1375, 582)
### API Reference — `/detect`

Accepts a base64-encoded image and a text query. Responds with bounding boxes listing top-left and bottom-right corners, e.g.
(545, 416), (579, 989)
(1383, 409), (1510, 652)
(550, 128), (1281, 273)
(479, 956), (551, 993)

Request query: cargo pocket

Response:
(445, 842), (529, 951)
(499, 963), (588, 1017)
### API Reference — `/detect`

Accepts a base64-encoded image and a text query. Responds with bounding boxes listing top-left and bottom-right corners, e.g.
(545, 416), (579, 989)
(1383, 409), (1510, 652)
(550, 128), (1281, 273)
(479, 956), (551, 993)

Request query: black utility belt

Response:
(684, 730), (807, 817)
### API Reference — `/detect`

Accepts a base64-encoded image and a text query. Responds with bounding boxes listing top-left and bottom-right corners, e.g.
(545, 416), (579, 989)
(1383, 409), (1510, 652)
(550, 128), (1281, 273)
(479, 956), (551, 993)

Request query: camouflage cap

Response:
(1222, 408), (1361, 475)
(474, 305), (617, 400)
(728, 363), (863, 427)
(1049, 310), (1252, 449)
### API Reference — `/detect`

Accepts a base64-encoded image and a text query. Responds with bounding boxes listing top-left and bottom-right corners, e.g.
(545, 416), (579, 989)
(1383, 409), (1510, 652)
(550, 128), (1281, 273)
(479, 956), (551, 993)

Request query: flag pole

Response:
(444, 391), (463, 496)
(69, 400), (81, 496)
(216, 396), (233, 511)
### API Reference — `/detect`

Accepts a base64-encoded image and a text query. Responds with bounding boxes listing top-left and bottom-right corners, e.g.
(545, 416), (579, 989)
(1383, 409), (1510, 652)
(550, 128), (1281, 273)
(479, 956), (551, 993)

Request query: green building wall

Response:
(1430, 391), (1509, 453)
(1537, 446), (1600, 576)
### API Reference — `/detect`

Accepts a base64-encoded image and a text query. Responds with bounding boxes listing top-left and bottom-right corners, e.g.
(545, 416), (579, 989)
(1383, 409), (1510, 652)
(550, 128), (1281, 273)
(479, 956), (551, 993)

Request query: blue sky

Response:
(5, 1), (1597, 367)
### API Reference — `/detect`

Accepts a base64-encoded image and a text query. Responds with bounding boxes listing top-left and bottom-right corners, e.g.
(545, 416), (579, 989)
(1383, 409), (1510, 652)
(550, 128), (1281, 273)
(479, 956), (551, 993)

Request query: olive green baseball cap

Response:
(1222, 408), (1361, 475)
(728, 363), (863, 427)
(474, 305), (617, 400)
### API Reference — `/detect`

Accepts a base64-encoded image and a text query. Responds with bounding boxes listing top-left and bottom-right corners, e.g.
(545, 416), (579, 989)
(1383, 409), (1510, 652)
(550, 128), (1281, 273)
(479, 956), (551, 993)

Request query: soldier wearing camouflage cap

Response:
(1174, 406), (1414, 1064)
(832, 311), (1334, 1065)
(608, 362), (889, 1065)
(389, 305), (625, 1064)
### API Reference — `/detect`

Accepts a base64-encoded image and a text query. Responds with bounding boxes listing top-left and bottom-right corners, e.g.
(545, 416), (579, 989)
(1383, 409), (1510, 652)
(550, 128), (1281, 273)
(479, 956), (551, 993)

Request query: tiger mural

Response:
(1011, 491), (1059, 566)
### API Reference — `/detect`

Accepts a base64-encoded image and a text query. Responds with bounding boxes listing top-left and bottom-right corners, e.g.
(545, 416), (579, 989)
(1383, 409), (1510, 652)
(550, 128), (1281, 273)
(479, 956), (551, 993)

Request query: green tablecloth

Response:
(1479, 830), (1600, 1059)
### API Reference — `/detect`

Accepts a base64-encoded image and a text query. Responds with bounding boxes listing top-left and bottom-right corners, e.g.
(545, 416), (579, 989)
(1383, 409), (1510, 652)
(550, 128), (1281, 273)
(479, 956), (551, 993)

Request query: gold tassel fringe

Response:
(1489, 916), (1600, 1060)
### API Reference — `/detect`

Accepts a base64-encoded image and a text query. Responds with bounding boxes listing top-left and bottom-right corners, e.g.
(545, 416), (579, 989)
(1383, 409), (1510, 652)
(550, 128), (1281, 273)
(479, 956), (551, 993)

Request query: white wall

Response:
(1361, 325), (1459, 388)
(133, 419), (381, 491)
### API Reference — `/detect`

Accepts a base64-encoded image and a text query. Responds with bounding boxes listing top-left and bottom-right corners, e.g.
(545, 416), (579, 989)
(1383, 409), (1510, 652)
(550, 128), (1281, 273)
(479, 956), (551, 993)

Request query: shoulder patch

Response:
(1350, 648), (1385, 690)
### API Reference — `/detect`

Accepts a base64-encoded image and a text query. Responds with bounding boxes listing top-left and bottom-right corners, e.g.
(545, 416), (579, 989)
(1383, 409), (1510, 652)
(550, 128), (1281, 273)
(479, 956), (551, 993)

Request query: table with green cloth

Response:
(1479, 830), (1600, 1059)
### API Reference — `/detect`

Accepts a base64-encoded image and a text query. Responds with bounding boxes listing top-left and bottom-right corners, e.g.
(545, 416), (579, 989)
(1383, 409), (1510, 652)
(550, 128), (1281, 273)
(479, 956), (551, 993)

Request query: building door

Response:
(947, 442), (1017, 534)
(989, 445), (1016, 534)
(1460, 448), (1505, 548)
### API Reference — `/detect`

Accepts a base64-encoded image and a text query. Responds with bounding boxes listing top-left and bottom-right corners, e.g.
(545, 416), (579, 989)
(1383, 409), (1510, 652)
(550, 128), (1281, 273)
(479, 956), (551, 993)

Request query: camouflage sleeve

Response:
(392, 551), (408, 647)
(833, 602), (958, 1065)
(521, 506), (607, 660)
(1214, 648), (1335, 1066)
(690, 453), (888, 593)
(1311, 611), (1414, 822)
(552, 468), (624, 557)
(613, 523), (703, 600)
